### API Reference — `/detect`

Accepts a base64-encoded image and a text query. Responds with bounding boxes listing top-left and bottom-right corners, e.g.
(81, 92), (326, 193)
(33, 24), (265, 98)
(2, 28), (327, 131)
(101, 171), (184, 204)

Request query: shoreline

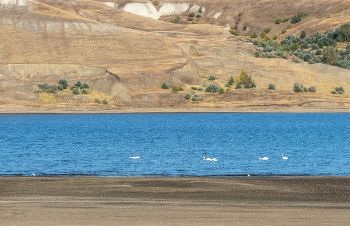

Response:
(1, 106), (350, 114)
(1, 176), (350, 225)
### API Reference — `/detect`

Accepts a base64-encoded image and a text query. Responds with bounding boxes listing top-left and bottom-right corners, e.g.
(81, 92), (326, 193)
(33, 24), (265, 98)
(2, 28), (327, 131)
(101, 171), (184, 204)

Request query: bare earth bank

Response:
(1, 177), (350, 225)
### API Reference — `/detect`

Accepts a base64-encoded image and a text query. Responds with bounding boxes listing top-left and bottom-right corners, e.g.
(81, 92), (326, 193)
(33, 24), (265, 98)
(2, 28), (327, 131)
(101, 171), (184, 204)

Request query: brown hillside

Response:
(0, 0), (350, 112)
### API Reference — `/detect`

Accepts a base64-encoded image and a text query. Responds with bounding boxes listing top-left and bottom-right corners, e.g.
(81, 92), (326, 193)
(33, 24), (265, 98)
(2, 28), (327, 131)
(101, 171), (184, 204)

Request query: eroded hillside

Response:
(1, 0), (350, 112)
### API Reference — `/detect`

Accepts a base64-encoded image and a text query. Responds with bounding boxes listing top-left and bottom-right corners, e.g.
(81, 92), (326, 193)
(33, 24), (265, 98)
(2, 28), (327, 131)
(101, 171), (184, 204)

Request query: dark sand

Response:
(1, 177), (350, 225)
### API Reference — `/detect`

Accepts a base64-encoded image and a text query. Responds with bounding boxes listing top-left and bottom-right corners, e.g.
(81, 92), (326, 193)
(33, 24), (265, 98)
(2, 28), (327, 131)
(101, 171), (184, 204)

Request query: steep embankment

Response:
(1, 0), (350, 112)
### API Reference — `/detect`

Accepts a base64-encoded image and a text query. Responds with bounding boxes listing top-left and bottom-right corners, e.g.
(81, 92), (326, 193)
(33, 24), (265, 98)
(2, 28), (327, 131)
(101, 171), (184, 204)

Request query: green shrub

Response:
(291, 11), (305, 24)
(301, 41), (309, 49)
(311, 43), (319, 50)
(285, 24), (291, 29)
(335, 23), (350, 42)
(198, 7), (203, 13)
(266, 40), (281, 50)
(262, 27), (271, 34)
(191, 86), (197, 90)
(228, 76), (235, 85)
(331, 90), (337, 94)
(261, 35), (270, 42)
(152, 0), (160, 6)
(189, 12), (195, 17)
(75, 80), (83, 89)
(230, 29), (238, 36)
(103, 99), (108, 105)
(57, 84), (64, 91)
(235, 82), (242, 89)
(304, 35), (312, 43)
(300, 30), (306, 39)
(327, 30), (335, 39)
(72, 87), (80, 95)
(316, 49), (322, 55)
(282, 17), (289, 23)
(280, 44), (291, 52)
(197, 87), (203, 91)
(81, 89), (88, 94)
(263, 46), (274, 52)
(268, 84), (276, 90)
(291, 43), (299, 51)
(38, 82), (57, 94)
(205, 83), (219, 93)
(208, 75), (217, 81)
(242, 25), (247, 31)
(335, 87), (345, 93)
(219, 87), (225, 94)
(308, 86), (316, 92)
(243, 75), (256, 88)
(83, 83), (89, 89)
(335, 36), (343, 42)
(191, 93), (203, 101)
(58, 78), (68, 89)
(288, 34), (301, 43)
(322, 46), (338, 65)
(274, 17), (282, 24)
(250, 31), (258, 38)
(184, 93), (191, 100)
(170, 18), (179, 23)
(272, 35), (278, 40)
(293, 83), (304, 92)
(281, 29), (287, 34)
(346, 44), (350, 50)
(196, 13), (201, 18)
(161, 81), (170, 89)
(172, 85), (179, 93)
(254, 50), (261, 57)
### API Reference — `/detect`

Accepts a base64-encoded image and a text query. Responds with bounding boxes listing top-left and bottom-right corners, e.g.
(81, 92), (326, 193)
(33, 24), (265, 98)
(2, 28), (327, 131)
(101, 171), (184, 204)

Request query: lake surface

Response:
(0, 113), (349, 177)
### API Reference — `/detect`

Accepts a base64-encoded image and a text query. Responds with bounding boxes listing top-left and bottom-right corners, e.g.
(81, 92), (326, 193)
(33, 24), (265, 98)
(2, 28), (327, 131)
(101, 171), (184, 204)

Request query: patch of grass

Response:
(39, 93), (57, 103)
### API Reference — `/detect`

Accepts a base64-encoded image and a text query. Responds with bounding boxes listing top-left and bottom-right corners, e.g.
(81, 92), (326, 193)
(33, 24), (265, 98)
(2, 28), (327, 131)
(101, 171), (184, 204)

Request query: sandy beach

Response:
(0, 176), (349, 225)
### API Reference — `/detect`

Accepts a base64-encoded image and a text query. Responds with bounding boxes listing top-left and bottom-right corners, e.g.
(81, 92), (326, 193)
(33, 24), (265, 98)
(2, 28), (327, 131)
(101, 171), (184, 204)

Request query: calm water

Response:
(0, 113), (349, 177)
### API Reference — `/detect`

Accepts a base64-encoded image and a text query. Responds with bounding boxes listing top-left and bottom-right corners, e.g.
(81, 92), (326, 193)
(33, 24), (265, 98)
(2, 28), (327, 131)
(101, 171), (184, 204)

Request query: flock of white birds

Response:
(128, 154), (288, 161)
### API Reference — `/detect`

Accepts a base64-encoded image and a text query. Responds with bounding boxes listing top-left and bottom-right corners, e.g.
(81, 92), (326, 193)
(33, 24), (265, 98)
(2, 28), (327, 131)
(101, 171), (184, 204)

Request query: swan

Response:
(282, 154), (288, 160)
(202, 157), (217, 161)
(259, 157), (269, 160)
(129, 156), (140, 159)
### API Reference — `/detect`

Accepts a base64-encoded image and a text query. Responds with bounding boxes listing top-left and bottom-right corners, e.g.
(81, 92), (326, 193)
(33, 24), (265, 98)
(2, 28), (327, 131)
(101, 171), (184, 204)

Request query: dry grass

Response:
(1, 0), (350, 111)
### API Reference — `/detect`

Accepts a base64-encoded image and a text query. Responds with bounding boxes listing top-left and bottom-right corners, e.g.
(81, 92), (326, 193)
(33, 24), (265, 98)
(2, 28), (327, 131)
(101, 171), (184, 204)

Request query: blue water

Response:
(0, 113), (349, 177)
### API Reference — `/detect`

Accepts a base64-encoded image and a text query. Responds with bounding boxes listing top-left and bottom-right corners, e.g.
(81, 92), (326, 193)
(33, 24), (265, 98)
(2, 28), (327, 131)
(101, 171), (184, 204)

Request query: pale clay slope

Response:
(103, 2), (208, 20)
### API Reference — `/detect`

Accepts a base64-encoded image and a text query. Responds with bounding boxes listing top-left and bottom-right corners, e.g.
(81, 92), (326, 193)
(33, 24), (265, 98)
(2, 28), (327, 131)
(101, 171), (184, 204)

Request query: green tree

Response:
(300, 30), (306, 39)
(250, 31), (257, 38)
(58, 78), (68, 89)
(205, 84), (219, 93)
(161, 81), (170, 89)
(274, 17), (282, 24)
(172, 85), (179, 93)
(198, 7), (203, 13)
(322, 46), (338, 65)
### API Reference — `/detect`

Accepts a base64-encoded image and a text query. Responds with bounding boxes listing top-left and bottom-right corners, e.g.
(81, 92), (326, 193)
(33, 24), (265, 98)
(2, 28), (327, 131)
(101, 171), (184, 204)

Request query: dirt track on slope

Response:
(1, 177), (350, 225)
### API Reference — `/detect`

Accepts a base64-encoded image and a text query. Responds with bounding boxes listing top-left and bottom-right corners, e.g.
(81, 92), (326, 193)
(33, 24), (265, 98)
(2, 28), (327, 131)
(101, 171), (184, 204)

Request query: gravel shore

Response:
(1, 176), (350, 225)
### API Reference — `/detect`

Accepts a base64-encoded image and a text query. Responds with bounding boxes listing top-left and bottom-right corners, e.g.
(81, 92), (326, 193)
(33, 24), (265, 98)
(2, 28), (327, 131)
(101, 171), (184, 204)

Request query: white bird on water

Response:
(282, 154), (288, 160)
(129, 156), (140, 159)
(202, 157), (218, 161)
(259, 157), (269, 160)
(247, 174), (251, 177)
(32, 173), (36, 176)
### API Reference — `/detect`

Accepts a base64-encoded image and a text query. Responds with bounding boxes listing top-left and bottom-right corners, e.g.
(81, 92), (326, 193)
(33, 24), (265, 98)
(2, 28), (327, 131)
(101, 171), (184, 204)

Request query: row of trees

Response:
(36, 79), (89, 95)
